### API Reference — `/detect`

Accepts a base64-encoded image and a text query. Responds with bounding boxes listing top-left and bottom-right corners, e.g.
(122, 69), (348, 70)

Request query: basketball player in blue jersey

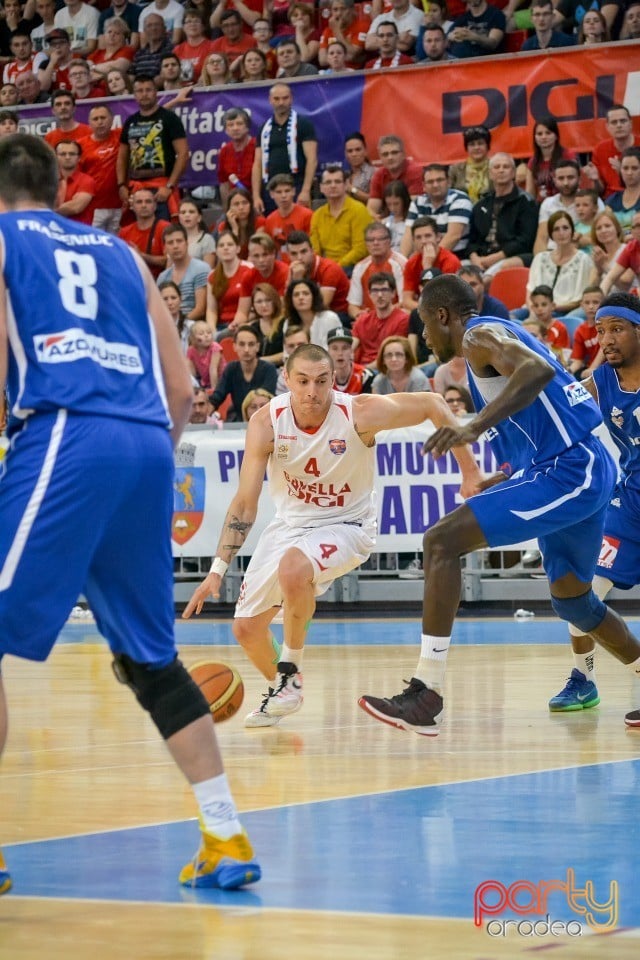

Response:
(360, 273), (640, 736)
(549, 292), (640, 726)
(0, 134), (260, 896)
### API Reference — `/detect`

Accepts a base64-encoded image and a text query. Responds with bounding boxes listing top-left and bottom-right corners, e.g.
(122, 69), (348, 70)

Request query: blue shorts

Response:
(467, 436), (617, 585)
(0, 411), (176, 665)
(596, 483), (640, 589)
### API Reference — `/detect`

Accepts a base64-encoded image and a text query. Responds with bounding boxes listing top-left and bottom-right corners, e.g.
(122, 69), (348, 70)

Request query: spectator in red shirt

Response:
(2, 32), (45, 86)
(585, 105), (640, 198)
(402, 216), (462, 310)
(318, 0), (370, 70)
(263, 173), (313, 258)
(217, 107), (256, 204)
(211, 0), (264, 36)
(44, 90), (91, 151)
(80, 103), (122, 233)
(211, 9), (256, 64)
(205, 230), (253, 337)
(528, 285), (570, 361)
(118, 186), (170, 277)
(68, 59), (107, 100)
(351, 271), (410, 366)
(364, 21), (414, 69)
(327, 325), (374, 394)
(38, 28), (75, 93)
(54, 139), (97, 225)
(240, 232), (289, 306)
(217, 187), (266, 259)
(173, 9), (216, 83)
(286, 230), (351, 316)
(367, 135), (424, 217)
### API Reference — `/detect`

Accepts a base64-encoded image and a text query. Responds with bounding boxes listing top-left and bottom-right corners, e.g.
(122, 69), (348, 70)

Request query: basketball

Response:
(189, 661), (244, 723)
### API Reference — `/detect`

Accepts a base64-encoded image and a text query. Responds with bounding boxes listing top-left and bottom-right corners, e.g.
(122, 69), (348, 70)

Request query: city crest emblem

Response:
(172, 467), (206, 544)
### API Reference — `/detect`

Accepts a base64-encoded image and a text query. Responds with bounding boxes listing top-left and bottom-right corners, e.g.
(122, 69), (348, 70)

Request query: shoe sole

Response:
(358, 697), (441, 736)
(180, 861), (262, 890)
(244, 712), (282, 728)
(624, 715), (640, 728)
(268, 697), (303, 718)
(549, 696), (600, 712)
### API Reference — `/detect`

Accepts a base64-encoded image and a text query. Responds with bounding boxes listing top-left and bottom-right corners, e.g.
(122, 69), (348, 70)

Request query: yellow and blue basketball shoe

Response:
(549, 669), (600, 712)
(179, 828), (261, 889)
(0, 850), (11, 895)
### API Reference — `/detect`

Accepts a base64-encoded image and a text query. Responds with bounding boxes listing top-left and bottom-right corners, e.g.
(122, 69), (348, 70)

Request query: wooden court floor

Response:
(1, 616), (639, 960)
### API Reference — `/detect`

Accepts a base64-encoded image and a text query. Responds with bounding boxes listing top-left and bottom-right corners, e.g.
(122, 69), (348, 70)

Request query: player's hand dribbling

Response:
(182, 573), (223, 618)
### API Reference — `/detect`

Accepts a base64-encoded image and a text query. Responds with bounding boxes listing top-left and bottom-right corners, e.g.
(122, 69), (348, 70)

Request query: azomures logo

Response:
(34, 329), (142, 374)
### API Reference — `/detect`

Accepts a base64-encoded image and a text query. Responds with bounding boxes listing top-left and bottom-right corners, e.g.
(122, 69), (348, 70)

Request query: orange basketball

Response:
(189, 660), (244, 723)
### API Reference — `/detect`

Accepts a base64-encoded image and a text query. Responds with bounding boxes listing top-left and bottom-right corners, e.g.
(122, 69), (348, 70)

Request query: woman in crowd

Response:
(159, 280), (191, 354)
(287, 2), (321, 63)
(217, 187), (265, 259)
(372, 337), (431, 394)
(241, 388), (274, 421)
(179, 197), (217, 268)
(344, 132), (375, 205)
(588, 210), (634, 291)
(250, 283), (286, 365)
(240, 48), (270, 83)
(443, 384), (474, 417)
(449, 126), (492, 204)
(89, 18), (135, 81)
(283, 278), (340, 349)
(527, 211), (593, 314)
(578, 9), (610, 43)
(106, 69), (133, 96)
(523, 117), (578, 203)
(186, 320), (225, 392)
(198, 52), (234, 86)
(605, 147), (640, 235)
(382, 181), (411, 253)
(205, 230), (252, 338)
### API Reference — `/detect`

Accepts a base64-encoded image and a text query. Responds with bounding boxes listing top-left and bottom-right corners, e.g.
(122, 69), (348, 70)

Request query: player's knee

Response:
(112, 654), (209, 740)
(551, 590), (608, 634)
(278, 549), (313, 593)
(233, 617), (256, 649)
(422, 523), (451, 567)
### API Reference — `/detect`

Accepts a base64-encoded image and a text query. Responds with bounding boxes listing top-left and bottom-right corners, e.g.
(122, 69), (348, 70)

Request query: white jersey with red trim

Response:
(268, 390), (376, 529)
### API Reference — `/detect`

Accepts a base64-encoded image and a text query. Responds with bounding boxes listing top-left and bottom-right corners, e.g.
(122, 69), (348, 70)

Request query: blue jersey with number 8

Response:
(0, 210), (170, 434)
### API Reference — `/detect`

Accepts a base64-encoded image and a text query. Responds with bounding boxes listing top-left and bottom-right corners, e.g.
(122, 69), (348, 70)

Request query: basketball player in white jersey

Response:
(183, 343), (483, 726)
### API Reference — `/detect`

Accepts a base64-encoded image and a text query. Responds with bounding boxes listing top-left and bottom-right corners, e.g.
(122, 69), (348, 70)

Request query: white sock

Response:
(574, 648), (596, 682)
(192, 773), (242, 840)
(280, 643), (303, 670)
(414, 634), (451, 692)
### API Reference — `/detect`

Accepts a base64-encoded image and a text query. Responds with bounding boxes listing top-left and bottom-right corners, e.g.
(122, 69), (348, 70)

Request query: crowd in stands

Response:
(0, 0), (639, 430)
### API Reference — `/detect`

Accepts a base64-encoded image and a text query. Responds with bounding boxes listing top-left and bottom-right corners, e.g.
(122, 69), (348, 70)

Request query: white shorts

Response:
(235, 516), (376, 619)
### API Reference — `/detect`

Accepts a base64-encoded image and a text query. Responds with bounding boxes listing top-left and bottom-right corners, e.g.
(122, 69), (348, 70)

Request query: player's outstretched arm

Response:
(425, 325), (555, 458)
(182, 407), (273, 617)
(352, 392), (483, 498)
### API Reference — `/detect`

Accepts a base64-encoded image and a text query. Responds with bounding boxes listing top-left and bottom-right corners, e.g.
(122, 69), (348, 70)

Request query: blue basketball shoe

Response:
(0, 850), (11, 895)
(549, 669), (600, 712)
(179, 828), (261, 889)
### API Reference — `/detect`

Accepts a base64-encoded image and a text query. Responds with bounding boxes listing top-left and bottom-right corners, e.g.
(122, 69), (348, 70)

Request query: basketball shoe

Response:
(244, 688), (283, 728)
(548, 669), (600, 712)
(359, 677), (443, 736)
(179, 828), (261, 889)
(624, 709), (640, 728)
(0, 850), (11, 895)
(267, 662), (303, 717)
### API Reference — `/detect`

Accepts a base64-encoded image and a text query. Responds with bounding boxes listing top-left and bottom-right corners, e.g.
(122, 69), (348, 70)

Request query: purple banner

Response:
(17, 74), (365, 190)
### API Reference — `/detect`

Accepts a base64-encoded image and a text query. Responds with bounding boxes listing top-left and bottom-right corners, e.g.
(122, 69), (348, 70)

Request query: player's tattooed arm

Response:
(220, 515), (254, 558)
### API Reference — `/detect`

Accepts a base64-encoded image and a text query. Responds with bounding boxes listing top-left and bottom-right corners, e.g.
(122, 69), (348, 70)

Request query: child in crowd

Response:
(573, 189), (599, 254)
(382, 180), (411, 253)
(263, 173), (313, 260)
(528, 285), (571, 364)
(186, 320), (225, 392)
(569, 285), (604, 379)
(159, 280), (192, 355)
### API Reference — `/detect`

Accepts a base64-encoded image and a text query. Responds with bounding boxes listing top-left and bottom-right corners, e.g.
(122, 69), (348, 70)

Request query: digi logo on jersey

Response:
(34, 329), (143, 373)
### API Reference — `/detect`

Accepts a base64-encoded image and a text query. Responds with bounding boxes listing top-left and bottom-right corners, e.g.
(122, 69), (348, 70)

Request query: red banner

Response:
(361, 41), (640, 165)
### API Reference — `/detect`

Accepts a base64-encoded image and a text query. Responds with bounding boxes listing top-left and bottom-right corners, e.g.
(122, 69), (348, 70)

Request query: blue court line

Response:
(5, 759), (640, 927)
(58, 617), (639, 648)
